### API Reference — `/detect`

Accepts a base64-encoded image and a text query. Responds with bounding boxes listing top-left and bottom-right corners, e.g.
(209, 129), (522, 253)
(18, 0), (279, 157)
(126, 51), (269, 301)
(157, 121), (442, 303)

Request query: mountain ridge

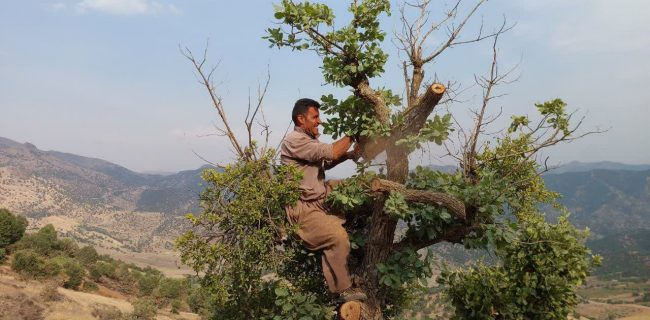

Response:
(0, 136), (211, 253)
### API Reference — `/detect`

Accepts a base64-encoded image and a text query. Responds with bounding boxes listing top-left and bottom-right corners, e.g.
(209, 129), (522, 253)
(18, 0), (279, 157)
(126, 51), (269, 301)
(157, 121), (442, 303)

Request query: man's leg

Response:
(295, 202), (352, 293)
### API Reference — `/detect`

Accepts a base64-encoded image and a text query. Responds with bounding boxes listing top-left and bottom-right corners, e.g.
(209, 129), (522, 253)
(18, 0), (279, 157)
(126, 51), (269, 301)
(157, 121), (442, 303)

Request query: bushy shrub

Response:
(115, 263), (134, 283)
(83, 280), (99, 292)
(157, 278), (183, 300)
(62, 259), (85, 289)
(131, 298), (157, 320)
(75, 245), (99, 266)
(57, 238), (79, 257)
(137, 273), (160, 296)
(186, 285), (211, 313)
(0, 208), (28, 248)
(0, 248), (6, 264)
(11, 249), (60, 278)
(171, 300), (182, 314)
(13, 224), (78, 257)
(91, 261), (117, 281)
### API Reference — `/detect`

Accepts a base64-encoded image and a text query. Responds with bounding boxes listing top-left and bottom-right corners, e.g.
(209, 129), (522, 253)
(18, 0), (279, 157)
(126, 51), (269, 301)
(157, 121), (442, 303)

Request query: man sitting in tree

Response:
(281, 98), (367, 302)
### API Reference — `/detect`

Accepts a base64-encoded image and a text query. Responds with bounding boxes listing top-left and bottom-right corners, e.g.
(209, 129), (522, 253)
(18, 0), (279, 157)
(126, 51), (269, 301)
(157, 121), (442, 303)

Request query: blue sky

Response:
(1, 0), (649, 174)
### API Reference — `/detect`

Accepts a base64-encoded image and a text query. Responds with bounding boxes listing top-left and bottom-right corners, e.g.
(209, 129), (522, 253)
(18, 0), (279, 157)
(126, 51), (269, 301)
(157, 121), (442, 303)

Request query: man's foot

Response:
(339, 287), (367, 302)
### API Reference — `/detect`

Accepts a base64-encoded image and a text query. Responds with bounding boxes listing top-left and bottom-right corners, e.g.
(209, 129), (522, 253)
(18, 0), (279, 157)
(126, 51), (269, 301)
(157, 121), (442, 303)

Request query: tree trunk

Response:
(358, 146), (409, 319)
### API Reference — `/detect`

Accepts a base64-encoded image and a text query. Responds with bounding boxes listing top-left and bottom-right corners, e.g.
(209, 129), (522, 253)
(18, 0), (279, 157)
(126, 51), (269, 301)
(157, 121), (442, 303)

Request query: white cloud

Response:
(74, 0), (180, 16)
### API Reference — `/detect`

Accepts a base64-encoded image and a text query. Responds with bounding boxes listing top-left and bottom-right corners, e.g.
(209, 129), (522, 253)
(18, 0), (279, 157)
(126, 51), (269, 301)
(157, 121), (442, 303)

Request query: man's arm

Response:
(331, 136), (354, 160)
(282, 134), (354, 164)
(325, 140), (360, 170)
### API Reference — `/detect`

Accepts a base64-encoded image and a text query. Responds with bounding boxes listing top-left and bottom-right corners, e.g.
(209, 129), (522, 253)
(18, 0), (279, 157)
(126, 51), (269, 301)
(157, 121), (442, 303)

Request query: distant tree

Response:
(137, 273), (161, 296)
(75, 245), (99, 266)
(13, 224), (78, 257)
(11, 249), (60, 278)
(178, 0), (602, 319)
(90, 260), (117, 281)
(131, 297), (157, 320)
(156, 278), (184, 300)
(186, 285), (211, 314)
(50, 256), (84, 289)
(0, 208), (28, 248)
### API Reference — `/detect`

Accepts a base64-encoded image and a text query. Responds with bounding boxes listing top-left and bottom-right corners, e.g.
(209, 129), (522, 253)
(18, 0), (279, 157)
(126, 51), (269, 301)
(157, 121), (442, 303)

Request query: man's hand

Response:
(326, 179), (343, 189)
(347, 143), (362, 162)
(325, 140), (360, 170)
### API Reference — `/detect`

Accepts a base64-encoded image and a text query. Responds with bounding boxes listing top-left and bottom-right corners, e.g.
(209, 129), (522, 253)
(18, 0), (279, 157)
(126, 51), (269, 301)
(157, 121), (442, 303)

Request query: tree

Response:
(13, 224), (79, 257)
(177, 1), (601, 319)
(75, 245), (99, 266)
(0, 208), (28, 249)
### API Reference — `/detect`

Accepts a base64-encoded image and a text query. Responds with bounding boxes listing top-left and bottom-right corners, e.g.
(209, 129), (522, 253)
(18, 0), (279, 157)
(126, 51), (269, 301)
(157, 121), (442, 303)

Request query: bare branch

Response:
(191, 149), (224, 169)
(422, 0), (502, 64)
(244, 70), (272, 159)
(181, 46), (246, 159)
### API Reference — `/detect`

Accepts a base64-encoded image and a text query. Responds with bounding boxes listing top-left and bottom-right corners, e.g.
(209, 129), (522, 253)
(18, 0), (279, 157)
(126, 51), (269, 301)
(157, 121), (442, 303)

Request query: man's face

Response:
(298, 106), (321, 136)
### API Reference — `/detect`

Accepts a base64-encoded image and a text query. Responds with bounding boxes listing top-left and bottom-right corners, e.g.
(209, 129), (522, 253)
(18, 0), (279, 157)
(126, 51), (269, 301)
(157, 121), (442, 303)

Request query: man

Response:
(281, 98), (367, 302)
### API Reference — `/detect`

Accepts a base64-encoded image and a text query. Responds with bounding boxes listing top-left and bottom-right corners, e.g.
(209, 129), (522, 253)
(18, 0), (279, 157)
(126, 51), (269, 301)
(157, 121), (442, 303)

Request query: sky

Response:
(1, 0), (649, 174)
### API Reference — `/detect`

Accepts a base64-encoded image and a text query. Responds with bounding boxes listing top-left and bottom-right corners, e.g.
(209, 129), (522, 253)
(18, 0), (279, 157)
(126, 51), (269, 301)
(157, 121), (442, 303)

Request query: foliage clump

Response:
(2, 222), (201, 317)
(439, 214), (600, 319)
(0, 208), (28, 248)
(176, 152), (337, 319)
(12, 249), (61, 278)
(131, 297), (157, 320)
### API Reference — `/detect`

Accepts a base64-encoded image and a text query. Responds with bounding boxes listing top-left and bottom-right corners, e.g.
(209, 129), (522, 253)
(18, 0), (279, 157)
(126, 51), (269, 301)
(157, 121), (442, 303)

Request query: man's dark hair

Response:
(292, 98), (320, 125)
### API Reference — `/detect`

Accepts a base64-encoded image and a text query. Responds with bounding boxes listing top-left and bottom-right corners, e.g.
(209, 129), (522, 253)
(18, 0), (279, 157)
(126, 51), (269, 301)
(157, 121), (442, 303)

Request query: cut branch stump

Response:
(339, 301), (362, 320)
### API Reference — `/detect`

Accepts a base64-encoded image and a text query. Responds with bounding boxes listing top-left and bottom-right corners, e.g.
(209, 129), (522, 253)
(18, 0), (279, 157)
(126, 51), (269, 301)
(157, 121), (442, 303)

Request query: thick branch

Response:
(354, 78), (390, 124)
(371, 178), (465, 221)
(393, 223), (477, 252)
(402, 83), (446, 136)
(359, 84), (446, 161)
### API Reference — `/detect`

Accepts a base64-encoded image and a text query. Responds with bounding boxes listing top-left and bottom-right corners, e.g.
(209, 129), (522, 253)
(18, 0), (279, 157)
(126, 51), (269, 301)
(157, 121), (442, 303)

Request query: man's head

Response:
(292, 98), (322, 136)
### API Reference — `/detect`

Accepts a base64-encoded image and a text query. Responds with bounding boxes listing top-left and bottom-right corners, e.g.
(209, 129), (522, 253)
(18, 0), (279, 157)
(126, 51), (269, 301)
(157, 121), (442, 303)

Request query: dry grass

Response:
(0, 264), (199, 320)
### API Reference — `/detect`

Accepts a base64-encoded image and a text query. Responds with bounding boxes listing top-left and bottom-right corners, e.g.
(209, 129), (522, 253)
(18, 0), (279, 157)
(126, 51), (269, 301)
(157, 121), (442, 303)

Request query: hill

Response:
(587, 229), (650, 279)
(0, 136), (208, 255)
(544, 169), (650, 236)
(548, 161), (650, 174)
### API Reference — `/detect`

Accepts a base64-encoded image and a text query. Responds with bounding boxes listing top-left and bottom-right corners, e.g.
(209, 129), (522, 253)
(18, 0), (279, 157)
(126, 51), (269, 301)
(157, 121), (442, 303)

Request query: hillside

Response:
(0, 220), (202, 320)
(544, 169), (650, 235)
(0, 137), (208, 255)
(543, 167), (650, 280)
(587, 229), (650, 278)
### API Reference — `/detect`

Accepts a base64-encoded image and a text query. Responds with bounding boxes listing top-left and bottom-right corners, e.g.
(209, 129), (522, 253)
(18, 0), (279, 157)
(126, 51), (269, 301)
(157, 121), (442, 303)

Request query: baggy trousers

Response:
(286, 199), (352, 293)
